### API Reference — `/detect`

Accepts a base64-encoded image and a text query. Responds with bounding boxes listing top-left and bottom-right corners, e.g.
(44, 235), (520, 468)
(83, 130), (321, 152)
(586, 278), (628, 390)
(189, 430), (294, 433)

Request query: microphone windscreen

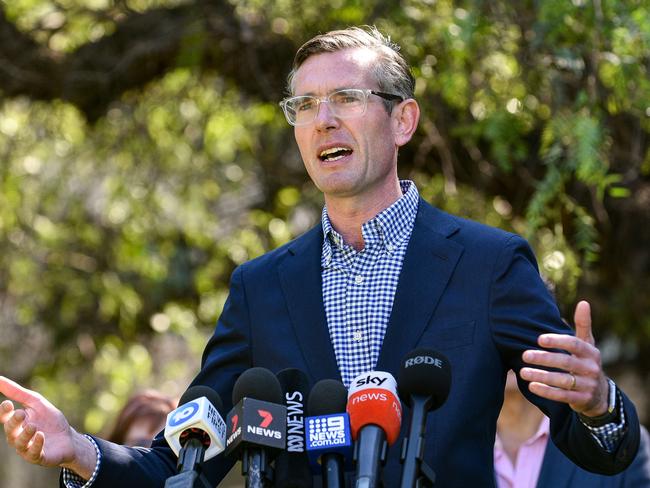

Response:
(397, 348), (451, 411)
(277, 368), (311, 407)
(347, 372), (402, 445)
(307, 379), (348, 416)
(273, 368), (313, 487)
(178, 385), (223, 413)
(232, 367), (283, 405)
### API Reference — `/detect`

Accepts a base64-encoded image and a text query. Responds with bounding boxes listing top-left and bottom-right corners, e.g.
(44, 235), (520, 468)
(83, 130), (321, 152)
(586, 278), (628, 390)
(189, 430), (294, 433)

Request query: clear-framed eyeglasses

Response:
(279, 88), (403, 126)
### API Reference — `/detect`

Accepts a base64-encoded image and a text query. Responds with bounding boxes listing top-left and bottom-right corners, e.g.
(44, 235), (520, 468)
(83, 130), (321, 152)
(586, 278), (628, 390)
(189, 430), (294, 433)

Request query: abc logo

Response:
(169, 401), (199, 427)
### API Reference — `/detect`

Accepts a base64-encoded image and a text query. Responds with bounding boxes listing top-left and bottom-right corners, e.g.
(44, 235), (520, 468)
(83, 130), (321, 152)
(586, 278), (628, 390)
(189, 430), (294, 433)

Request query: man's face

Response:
(292, 48), (401, 203)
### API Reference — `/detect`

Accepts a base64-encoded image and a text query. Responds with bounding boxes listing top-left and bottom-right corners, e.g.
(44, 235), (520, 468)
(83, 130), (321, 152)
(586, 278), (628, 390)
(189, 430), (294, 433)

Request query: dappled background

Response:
(0, 0), (648, 485)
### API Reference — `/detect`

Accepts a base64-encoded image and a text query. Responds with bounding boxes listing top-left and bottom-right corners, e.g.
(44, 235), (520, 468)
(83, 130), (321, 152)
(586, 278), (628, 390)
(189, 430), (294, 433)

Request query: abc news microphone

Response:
(305, 379), (353, 488)
(274, 368), (313, 488)
(225, 367), (287, 488)
(163, 385), (227, 488)
(398, 348), (451, 488)
(347, 371), (402, 488)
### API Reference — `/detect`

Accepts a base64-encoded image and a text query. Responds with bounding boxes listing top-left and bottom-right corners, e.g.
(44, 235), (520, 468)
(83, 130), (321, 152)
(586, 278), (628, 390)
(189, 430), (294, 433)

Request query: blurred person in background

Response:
(104, 390), (176, 448)
(496, 369), (650, 487)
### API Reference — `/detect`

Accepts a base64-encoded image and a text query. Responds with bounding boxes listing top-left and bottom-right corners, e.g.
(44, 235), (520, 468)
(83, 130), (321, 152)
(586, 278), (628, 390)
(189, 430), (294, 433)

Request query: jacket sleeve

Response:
(70, 265), (252, 487)
(489, 234), (640, 474)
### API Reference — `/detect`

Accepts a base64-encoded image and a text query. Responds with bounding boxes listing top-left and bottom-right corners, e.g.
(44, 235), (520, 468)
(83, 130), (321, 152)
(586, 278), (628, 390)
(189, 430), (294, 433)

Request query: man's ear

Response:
(392, 99), (420, 147)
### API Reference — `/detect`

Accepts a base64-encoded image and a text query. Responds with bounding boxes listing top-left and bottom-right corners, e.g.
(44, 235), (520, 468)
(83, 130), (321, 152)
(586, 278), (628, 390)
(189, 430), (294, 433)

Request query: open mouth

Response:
(319, 147), (353, 162)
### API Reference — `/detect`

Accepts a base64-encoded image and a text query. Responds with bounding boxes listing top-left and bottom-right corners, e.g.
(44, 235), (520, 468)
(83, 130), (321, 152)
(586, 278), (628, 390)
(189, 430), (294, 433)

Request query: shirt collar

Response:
(321, 180), (419, 265)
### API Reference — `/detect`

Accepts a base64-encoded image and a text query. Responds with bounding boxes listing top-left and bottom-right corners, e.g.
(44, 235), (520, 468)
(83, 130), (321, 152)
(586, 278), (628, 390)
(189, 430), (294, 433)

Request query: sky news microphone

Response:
(225, 367), (287, 488)
(305, 379), (353, 488)
(347, 371), (402, 488)
(163, 385), (227, 488)
(274, 368), (313, 488)
(397, 348), (451, 488)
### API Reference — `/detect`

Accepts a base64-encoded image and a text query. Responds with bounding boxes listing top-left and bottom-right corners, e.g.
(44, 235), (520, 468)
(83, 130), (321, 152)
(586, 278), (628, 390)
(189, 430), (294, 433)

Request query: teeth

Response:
(319, 147), (351, 161)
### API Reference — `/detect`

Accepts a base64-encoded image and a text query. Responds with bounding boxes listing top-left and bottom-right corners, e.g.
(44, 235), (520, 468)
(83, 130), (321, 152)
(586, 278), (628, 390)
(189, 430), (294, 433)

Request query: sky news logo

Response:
(307, 414), (349, 449)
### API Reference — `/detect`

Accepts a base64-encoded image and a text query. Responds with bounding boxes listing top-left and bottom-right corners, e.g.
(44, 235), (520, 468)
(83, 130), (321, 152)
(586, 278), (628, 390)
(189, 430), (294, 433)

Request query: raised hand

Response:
(0, 376), (96, 478)
(520, 301), (610, 417)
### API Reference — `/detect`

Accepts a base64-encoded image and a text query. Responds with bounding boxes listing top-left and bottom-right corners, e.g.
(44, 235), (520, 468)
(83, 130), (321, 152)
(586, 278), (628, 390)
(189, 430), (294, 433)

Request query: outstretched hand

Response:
(520, 301), (610, 418)
(0, 376), (95, 478)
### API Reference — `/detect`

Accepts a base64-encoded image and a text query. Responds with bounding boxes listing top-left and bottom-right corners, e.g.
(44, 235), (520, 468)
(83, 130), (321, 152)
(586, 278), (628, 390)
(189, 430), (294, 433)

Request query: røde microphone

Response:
(306, 379), (353, 488)
(397, 348), (451, 488)
(225, 367), (287, 488)
(163, 385), (227, 488)
(347, 371), (402, 488)
(274, 368), (313, 488)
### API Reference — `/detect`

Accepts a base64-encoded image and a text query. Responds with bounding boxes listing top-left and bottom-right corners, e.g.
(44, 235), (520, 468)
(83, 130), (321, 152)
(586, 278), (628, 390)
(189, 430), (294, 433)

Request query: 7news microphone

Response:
(305, 379), (353, 488)
(347, 371), (402, 488)
(274, 368), (313, 488)
(225, 367), (287, 488)
(163, 385), (227, 488)
(398, 348), (451, 488)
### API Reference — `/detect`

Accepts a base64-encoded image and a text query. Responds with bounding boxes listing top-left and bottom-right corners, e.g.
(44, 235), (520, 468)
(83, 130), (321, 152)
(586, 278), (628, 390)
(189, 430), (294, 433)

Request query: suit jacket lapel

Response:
(377, 200), (464, 375)
(277, 225), (340, 382)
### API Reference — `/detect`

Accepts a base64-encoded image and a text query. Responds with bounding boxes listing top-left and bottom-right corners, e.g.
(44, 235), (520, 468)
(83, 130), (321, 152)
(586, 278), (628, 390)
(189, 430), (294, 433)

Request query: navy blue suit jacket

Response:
(81, 200), (640, 487)
(535, 426), (650, 487)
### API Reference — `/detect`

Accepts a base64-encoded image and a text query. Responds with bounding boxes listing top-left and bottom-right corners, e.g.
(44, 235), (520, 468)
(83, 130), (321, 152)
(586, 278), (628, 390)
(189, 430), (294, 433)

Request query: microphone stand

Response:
(164, 438), (212, 488)
(399, 396), (436, 488)
(353, 425), (388, 488)
(322, 452), (346, 488)
(242, 447), (274, 488)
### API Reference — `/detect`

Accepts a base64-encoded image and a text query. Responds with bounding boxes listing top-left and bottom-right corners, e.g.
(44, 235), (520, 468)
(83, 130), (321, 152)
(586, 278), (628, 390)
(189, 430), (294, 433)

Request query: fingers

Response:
(520, 366), (599, 392)
(522, 348), (600, 377)
(4, 407), (27, 441)
(2, 404), (45, 464)
(0, 376), (40, 406)
(1, 399), (15, 423)
(525, 379), (591, 405)
(536, 333), (599, 359)
(573, 300), (594, 345)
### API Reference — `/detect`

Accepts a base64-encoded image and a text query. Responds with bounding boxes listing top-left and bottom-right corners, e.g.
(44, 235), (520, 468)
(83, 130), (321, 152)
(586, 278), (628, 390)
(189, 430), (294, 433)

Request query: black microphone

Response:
(163, 385), (227, 488)
(306, 379), (352, 488)
(274, 368), (313, 488)
(397, 348), (451, 488)
(225, 367), (287, 488)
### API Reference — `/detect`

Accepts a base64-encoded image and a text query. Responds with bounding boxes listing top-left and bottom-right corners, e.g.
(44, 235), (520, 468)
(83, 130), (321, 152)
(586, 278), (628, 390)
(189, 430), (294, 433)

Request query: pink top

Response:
(494, 416), (550, 488)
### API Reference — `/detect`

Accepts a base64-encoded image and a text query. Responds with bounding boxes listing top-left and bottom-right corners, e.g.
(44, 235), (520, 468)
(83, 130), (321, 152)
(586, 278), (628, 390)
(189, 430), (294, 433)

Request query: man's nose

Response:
(314, 101), (339, 131)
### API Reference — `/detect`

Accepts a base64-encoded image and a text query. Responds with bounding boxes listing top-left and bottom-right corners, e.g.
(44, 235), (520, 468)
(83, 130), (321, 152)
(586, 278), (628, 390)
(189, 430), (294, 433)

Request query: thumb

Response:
(574, 300), (595, 345)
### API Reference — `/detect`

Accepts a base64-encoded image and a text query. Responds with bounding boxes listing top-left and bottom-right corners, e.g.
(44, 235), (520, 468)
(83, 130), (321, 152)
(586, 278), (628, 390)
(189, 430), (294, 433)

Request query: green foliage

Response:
(1, 0), (648, 426)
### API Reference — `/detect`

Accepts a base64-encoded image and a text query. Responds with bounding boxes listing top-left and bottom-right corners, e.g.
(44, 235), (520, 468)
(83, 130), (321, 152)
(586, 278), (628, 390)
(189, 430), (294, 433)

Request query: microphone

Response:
(163, 385), (227, 488)
(225, 367), (287, 488)
(347, 371), (402, 488)
(305, 379), (353, 488)
(397, 348), (451, 488)
(274, 368), (313, 488)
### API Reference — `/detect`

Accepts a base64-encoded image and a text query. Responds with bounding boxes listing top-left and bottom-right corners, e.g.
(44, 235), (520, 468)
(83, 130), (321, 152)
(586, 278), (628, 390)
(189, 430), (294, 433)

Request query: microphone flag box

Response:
(305, 413), (353, 472)
(164, 396), (227, 460)
(225, 397), (287, 456)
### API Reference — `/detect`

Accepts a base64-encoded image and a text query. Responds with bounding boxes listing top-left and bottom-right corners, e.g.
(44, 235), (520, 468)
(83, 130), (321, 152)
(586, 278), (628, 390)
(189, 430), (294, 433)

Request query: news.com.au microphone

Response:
(163, 385), (227, 488)
(274, 368), (313, 488)
(347, 371), (402, 488)
(397, 348), (451, 488)
(305, 379), (353, 488)
(225, 367), (287, 488)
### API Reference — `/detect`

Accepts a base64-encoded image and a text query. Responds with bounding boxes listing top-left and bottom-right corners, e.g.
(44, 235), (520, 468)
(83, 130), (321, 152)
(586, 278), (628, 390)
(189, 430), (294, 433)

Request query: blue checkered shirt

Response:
(321, 180), (419, 388)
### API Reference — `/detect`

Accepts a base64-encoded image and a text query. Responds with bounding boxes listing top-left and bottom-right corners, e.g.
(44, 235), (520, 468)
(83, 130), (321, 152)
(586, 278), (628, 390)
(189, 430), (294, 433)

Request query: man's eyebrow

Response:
(296, 86), (358, 97)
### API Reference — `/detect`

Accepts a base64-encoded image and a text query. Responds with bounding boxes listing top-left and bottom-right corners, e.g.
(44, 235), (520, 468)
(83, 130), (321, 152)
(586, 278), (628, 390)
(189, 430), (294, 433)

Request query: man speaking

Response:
(0, 26), (641, 487)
